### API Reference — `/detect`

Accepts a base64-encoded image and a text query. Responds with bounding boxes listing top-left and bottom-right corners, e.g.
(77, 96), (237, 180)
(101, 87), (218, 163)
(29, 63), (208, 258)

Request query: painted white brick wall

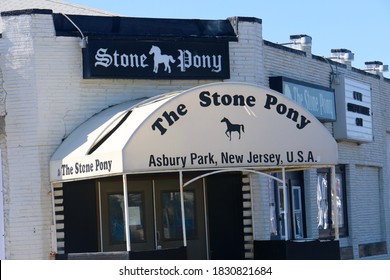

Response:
(250, 173), (269, 240)
(1, 14), (52, 259)
(228, 18), (265, 86)
(351, 166), (382, 246)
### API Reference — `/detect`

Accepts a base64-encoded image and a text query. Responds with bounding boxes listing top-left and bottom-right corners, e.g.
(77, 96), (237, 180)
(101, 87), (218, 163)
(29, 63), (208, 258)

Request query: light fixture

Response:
(61, 13), (87, 48)
(79, 37), (88, 49)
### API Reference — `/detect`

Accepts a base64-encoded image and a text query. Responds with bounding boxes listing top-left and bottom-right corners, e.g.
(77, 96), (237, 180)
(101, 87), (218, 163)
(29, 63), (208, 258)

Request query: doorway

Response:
(98, 175), (207, 259)
(206, 173), (244, 259)
(273, 171), (305, 240)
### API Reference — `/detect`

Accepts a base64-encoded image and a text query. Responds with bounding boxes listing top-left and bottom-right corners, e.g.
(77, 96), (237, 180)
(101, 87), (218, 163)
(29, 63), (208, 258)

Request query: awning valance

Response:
(50, 82), (338, 182)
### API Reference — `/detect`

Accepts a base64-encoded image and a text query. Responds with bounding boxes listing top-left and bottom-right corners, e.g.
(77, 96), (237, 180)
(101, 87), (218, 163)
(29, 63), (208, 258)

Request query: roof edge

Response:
(53, 13), (238, 41)
(1, 9), (53, 17)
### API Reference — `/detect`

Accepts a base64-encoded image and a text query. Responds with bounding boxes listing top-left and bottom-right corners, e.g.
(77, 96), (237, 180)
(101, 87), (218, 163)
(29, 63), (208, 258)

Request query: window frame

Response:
(269, 171), (306, 240)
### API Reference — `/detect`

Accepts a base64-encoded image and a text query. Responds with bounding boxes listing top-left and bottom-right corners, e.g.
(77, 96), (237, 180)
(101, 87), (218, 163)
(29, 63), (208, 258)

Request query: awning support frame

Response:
(179, 171), (187, 247)
(122, 174), (131, 251)
(282, 167), (289, 240)
(180, 167), (287, 244)
(331, 166), (339, 240)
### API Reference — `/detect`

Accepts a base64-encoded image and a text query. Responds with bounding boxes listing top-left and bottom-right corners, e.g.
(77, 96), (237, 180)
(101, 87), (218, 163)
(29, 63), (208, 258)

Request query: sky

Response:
(68, 0), (390, 78)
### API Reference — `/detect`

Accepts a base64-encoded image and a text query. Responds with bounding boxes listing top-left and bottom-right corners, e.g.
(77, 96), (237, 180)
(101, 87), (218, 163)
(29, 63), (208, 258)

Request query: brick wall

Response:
(263, 38), (390, 259)
(228, 17), (265, 86)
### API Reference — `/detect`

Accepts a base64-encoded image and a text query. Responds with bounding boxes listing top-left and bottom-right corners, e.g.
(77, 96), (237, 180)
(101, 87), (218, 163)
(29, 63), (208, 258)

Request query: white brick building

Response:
(0, 0), (389, 260)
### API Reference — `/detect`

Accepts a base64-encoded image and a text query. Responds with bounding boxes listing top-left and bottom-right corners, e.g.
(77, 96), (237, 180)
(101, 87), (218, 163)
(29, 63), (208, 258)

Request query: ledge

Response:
(1, 9), (53, 16)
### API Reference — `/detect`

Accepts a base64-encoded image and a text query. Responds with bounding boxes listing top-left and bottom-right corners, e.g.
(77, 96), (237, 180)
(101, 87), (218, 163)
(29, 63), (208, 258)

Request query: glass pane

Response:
(128, 193), (146, 242)
(292, 187), (303, 239)
(108, 194), (125, 244)
(268, 180), (277, 237)
(294, 212), (303, 238)
(278, 186), (286, 238)
(293, 188), (301, 210)
(317, 168), (348, 238)
(108, 192), (145, 244)
(278, 188), (284, 210)
(279, 213), (285, 237)
(317, 173), (329, 229)
(334, 173), (344, 227)
(161, 191), (196, 240)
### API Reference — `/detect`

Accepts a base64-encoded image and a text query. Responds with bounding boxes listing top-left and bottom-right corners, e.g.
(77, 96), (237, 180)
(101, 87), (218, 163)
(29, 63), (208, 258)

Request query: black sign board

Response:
(82, 39), (230, 79)
(270, 76), (336, 122)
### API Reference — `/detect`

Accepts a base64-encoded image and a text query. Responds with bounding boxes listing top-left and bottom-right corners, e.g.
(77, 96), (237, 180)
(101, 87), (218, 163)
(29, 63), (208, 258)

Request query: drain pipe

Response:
(179, 171), (187, 247)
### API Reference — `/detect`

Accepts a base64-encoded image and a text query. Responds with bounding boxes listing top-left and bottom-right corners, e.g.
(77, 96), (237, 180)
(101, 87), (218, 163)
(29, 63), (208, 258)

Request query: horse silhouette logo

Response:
(221, 117), (245, 140)
(149, 45), (175, 73)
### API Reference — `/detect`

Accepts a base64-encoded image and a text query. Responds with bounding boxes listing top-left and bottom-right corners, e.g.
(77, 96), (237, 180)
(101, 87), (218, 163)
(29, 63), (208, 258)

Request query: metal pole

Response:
(179, 171), (187, 247)
(282, 167), (289, 241)
(122, 174), (131, 251)
(97, 182), (104, 252)
(331, 166), (339, 240)
(49, 183), (58, 256)
(202, 178), (210, 259)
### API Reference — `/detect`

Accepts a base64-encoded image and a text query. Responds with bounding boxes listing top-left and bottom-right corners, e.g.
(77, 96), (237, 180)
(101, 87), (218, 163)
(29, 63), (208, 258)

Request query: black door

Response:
(206, 173), (244, 259)
(63, 180), (98, 253)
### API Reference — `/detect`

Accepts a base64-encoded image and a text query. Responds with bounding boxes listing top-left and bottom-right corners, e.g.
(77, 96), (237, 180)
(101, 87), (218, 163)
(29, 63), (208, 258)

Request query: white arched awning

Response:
(50, 82), (338, 182)
(50, 82), (340, 249)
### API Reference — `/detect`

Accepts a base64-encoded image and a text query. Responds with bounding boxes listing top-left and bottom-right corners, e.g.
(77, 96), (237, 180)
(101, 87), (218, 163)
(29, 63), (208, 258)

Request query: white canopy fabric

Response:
(50, 82), (338, 182)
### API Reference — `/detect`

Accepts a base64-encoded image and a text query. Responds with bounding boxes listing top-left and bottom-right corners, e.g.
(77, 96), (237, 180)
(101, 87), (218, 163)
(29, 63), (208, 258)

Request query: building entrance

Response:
(206, 173), (244, 259)
(62, 173), (244, 259)
(99, 175), (207, 259)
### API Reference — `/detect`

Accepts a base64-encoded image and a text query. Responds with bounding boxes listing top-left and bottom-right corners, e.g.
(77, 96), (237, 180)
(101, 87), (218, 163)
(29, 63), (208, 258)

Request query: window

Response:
(268, 171), (305, 240)
(161, 191), (196, 240)
(292, 186), (304, 239)
(317, 165), (348, 238)
(108, 194), (125, 244)
(108, 192), (146, 244)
